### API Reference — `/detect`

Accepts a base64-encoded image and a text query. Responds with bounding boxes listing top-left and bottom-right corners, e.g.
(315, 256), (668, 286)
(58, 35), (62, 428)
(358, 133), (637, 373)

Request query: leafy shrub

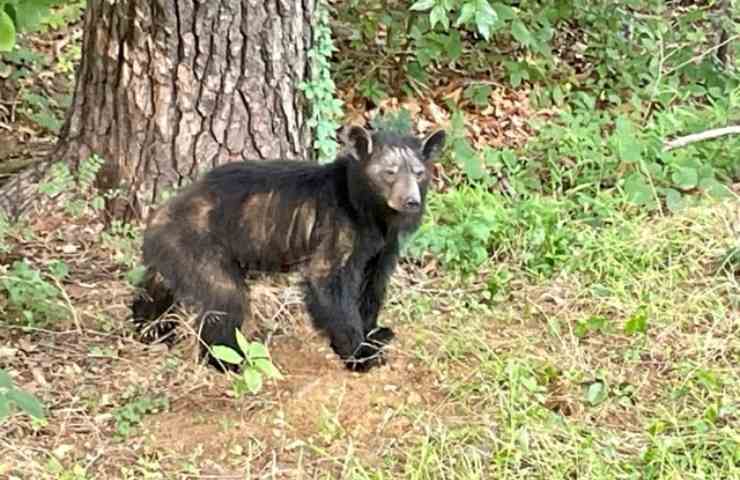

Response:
(407, 186), (583, 277)
(336, 1), (737, 104)
(0, 368), (44, 422)
(523, 94), (738, 212)
(333, 0), (740, 210)
(0, 259), (68, 326)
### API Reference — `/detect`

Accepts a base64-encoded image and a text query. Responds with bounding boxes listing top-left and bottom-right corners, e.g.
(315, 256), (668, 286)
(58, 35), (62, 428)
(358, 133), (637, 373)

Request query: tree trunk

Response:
(2, 0), (314, 220)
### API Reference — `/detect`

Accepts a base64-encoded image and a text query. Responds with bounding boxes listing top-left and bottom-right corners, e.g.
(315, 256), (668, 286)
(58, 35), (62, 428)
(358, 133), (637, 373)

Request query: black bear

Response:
(132, 127), (446, 371)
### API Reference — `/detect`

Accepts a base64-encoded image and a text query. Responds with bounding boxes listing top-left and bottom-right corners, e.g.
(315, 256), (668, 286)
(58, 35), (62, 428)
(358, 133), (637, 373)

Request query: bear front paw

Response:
(345, 347), (385, 372)
(366, 326), (395, 345)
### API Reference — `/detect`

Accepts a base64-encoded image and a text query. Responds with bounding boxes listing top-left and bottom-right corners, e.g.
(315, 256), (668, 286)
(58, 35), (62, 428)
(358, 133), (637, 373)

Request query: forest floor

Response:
(2, 6), (740, 480)
(0, 195), (738, 479)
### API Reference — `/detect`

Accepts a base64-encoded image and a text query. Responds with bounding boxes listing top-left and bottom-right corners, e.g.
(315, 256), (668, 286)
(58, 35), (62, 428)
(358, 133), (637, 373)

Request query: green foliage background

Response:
(325, 0), (740, 276)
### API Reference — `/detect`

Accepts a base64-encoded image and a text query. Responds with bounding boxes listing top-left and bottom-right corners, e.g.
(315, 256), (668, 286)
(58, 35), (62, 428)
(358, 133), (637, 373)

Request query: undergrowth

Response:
(389, 200), (739, 479)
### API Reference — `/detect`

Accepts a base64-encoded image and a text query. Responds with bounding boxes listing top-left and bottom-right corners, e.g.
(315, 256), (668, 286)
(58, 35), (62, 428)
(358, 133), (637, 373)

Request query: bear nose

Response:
(404, 198), (421, 210)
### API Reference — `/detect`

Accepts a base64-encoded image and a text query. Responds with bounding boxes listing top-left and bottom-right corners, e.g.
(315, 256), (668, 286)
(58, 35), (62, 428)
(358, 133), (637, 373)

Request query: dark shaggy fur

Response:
(132, 127), (446, 371)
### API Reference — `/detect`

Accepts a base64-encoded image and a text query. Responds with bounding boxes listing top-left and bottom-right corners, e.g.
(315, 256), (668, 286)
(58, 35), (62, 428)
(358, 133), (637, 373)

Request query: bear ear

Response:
(421, 130), (446, 163)
(421, 130), (447, 162)
(343, 125), (373, 160)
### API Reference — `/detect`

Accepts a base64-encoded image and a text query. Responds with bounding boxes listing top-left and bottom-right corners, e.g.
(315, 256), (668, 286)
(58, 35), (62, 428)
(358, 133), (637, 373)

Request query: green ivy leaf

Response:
(624, 307), (648, 335)
(663, 187), (683, 212)
(672, 167), (698, 190)
(505, 61), (527, 88)
(464, 84), (492, 108)
(429, 5), (449, 30)
(246, 342), (269, 360)
(48, 260), (69, 280)
(615, 117), (641, 163)
(211, 345), (244, 365)
(455, 3), (475, 28)
(254, 358), (283, 380)
(235, 330), (250, 358)
(623, 173), (652, 206)
(10, 0), (56, 32)
(473, 0), (497, 40)
(585, 380), (608, 406)
(0, 9), (17, 52)
(242, 368), (263, 395)
(618, 139), (641, 163)
(445, 31), (462, 61)
(510, 20), (532, 46)
(410, 0), (435, 11)
(492, 3), (515, 21)
(454, 139), (485, 179)
(700, 177), (732, 198)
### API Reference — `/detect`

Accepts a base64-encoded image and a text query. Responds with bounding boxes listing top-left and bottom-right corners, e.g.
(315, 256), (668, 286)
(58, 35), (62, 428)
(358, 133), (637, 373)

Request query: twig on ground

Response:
(664, 125), (740, 151)
(49, 275), (82, 333)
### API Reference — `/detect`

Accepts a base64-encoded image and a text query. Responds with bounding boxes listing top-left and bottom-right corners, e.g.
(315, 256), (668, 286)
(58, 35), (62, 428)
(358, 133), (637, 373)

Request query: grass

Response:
(360, 198), (740, 479)
(2, 196), (737, 478)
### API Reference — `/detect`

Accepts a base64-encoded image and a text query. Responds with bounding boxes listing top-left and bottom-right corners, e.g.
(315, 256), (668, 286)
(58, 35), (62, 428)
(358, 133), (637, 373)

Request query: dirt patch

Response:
(139, 322), (445, 474)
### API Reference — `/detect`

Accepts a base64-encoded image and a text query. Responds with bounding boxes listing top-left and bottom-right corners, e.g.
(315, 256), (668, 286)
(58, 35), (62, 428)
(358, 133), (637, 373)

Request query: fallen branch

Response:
(0, 157), (44, 177)
(664, 125), (740, 151)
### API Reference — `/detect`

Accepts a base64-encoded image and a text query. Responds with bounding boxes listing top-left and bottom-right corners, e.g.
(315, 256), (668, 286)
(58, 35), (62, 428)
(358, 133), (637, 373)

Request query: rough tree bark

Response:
(2, 0), (315, 220)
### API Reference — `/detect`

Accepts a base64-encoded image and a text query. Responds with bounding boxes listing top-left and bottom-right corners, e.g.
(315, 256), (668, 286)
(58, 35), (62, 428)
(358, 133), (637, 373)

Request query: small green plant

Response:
(112, 394), (168, 438)
(624, 306), (649, 335)
(101, 219), (141, 269)
(0, 368), (45, 422)
(38, 161), (74, 197)
(300, 0), (343, 163)
(410, 0), (501, 42)
(0, 0), (59, 52)
(574, 315), (608, 338)
(19, 89), (63, 132)
(45, 460), (89, 480)
(210, 330), (283, 397)
(38, 155), (107, 216)
(0, 259), (68, 326)
(54, 41), (79, 79)
(317, 405), (345, 444)
(583, 378), (609, 406)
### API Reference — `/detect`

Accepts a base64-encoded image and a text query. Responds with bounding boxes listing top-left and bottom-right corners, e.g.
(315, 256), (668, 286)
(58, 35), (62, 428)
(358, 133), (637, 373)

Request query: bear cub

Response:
(132, 127), (446, 371)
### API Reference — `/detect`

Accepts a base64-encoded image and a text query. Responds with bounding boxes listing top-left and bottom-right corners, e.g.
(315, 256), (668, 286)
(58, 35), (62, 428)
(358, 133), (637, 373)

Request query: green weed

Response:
(0, 368), (45, 422)
(0, 259), (68, 327)
(210, 329), (283, 397)
(112, 393), (168, 439)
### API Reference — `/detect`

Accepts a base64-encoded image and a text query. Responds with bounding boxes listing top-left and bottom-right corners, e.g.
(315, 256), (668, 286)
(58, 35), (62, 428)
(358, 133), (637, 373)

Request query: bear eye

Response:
(383, 169), (397, 176)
